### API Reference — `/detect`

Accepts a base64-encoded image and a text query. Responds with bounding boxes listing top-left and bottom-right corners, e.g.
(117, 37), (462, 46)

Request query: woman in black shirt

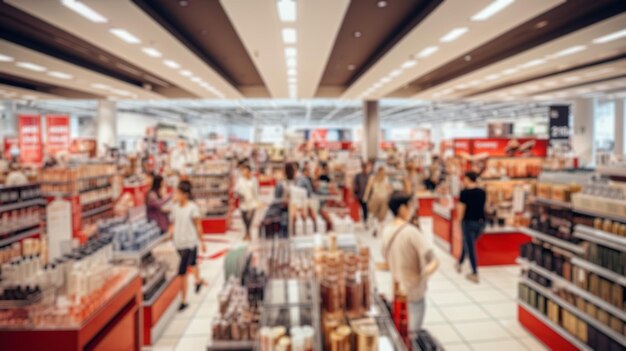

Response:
(455, 171), (486, 283)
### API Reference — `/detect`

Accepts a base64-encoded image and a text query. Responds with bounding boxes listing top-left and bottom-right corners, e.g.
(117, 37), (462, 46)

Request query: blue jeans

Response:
(459, 220), (485, 274)
(409, 299), (426, 333)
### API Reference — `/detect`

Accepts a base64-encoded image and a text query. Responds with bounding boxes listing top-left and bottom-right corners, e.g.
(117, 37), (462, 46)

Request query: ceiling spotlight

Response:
(389, 69), (402, 77)
(353, 31), (362, 38)
(0, 54), (14, 62)
(179, 0), (188, 6)
(519, 59), (546, 69)
(471, 0), (515, 21)
(377, 1), (388, 8)
(534, 20), (548, 29)
(91, 83), (110, 90)
(61, 0), (108, 23)
(180, 70), (193, 77)
(416, 46), (439, 59)
(464, 55), (472, 62)
(401, 60), (417, 69)
(440, 27), (468, 43)
(16, 62), (47, 72)
(347, 64), (356, 71)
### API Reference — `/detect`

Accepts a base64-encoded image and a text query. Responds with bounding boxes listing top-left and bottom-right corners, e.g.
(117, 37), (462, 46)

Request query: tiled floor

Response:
(151, 216), (549, 351)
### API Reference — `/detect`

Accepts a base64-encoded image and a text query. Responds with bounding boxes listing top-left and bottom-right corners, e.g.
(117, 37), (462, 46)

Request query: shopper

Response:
(6, 163), (28, 186)
(318, 162), (331, 182)
(146, 174), (171, 233)
(274, 162), (297, 202)
(352, 161), (372, 229)
(455, 171), (487, 283)
(382, 191), (439, 333)
(403, 162), (421, 194)
(365, 166), (392, 236)
(169, 180), (207, 311)
(295, 163), (314, 197)
(235, 164), (259, 241)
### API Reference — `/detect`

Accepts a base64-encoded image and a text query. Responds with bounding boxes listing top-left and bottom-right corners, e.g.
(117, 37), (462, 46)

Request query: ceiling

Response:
(0, 0), (624, 120)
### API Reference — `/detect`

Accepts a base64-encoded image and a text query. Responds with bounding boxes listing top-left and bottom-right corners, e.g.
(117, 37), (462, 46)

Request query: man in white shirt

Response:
(235, 163), (258, 241)
(382, 191), (439, 333)
(169, 180), (207, 311)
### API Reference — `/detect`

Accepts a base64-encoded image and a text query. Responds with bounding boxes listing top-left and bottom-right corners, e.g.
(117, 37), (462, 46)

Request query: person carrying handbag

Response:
(382, 191), (439, 333)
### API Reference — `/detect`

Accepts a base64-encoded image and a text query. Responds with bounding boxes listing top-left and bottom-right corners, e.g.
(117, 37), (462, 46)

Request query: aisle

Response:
(152, 218), (549, 351)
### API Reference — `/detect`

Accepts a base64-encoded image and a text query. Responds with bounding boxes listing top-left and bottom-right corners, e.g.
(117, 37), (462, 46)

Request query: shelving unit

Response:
(189, 161), (233, 234)
(570, 257), (626, 286)
(0, 184), (46, 258)
(535, 197), (572, 209)
(573, 224), (626, 251)
(519, 227), (585, 254)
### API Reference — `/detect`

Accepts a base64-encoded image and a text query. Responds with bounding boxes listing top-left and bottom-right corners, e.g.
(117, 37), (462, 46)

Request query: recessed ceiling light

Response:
(142, 47), (162, 58)
(347, 64), (356, 71)
(584, 67), (614, 77)
(440, 27), (468, 42)
(16, 62), (46, 72)
(502, 68), (518, 75)
(61, 0), (108, 23)
(471, 0), (515, 21)
(277, 0), (296, 22)
(179, 0), (188, 6)
(47, 71), (73, 80)
(0, 54), (15, 62)
(377, 1), (388, 8)
(191, 77), (203, 83)
(519, 59), (546, 69)
(163, 60), (180, 69)
(592, 29), (626, 44)
(542, 80), (558, 87)
(416, 46), (439, 58)
(180, 70), (193, 77)
(91, 83), (110, 90)
(401, 60), (417, 69)
(282, 28), (297, 44)
(380, 77), (391, 83)
(109, 28), (141, 44)
(288, 77), (297, 83)
(464, 55), (472, 62)
(534, 20), (548, 29)
(550, 45), (586, 59)
(286, 57), (297, 68)
(285, 47), (297, 58)
(389, 69), (402, 77)
(287, 68), (297, 76)
(353, 31), (362, 38)
(485, 74), (500, 81)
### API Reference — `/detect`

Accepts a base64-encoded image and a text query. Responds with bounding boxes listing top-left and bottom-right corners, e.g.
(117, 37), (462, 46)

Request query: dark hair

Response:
(285, 162), (296, 181)
(240, 163), (251, 171)
(388, 191), (413, 217)
(465, 171), (479, 183)
(150, 175), (164, 198)
(177, 180), (192, 198)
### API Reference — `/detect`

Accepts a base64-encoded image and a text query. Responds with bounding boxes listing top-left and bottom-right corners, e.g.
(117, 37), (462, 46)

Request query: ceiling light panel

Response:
(141, 47), (162, 58)
(61, 0), (108, 23)
(440, 27), (468, 43)
(416, 46), (439, 59)
(0, 54), (15, 62)
(163, 60), (181, 69)
(47, 71), (73, 80)
(592, 29), (626, 44)
(282, 28), (297, 44)
(550, 45), (586, 58)
(109, 28), (141, 44)
(16, 62), (46, 72)
(471, 0), (515, 21)
(277, 0), (297, 22)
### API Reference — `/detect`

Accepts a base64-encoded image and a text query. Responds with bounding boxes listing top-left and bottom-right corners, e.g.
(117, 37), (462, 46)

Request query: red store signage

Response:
(18, 114), (43, 164)
(46, 115), (70, 155)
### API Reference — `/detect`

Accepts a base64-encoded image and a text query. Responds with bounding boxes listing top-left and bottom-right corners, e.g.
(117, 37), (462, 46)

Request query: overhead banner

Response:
(46, 115), (70, 155)
(548, 105), (570, 141)
(18, 115), (42, 164)
(454, 138), (548, 157)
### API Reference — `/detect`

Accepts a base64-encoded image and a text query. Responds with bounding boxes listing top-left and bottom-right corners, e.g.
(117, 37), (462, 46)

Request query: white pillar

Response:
(362, 100), (379, 161)
(614, 98), (625, 155)
(96, 100), (117, 153)
(0, 101), (17, 140)
(572, 98), (595, 167)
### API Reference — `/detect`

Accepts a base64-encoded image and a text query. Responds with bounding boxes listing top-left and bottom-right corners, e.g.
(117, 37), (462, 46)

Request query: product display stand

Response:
(0, 183), (46, 253)
(416, 193), (437, 217)
(189, 164), (234, 234)
(142, 275), (181, 346)
(517, 169), (626, 351)
(0, 270), (143, 351)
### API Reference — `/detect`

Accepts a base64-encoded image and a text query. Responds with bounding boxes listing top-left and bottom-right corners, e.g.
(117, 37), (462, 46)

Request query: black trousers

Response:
(241, 209), (255, 236)
(359, 199), (368, 223)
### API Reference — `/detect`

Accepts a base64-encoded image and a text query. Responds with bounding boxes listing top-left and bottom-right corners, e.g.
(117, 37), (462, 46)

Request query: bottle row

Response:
(0, 184), (41, 207)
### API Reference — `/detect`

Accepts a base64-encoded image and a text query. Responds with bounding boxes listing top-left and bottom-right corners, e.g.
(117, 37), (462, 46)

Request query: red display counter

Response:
(201, 216), (230, 234)
(142, 276), (181, 346)
(416, 193), (436, 217)
(518, 304), (581, 351)
(0, 274), (143, 351)
(432, 201), (530, 266)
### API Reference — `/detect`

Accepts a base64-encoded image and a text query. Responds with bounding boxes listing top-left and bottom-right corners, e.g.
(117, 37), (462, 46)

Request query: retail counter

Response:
(432, 201), (530, 266)
(0, 270), (143, 351)
(416, 193), (437, 217)
(142, 276), (181, 346)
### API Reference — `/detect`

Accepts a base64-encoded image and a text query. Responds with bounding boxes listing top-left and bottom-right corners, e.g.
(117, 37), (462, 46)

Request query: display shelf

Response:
(518, 259), (626, 322)
(82, 203), (113, 218)
(596, 166), (626, 178)
(0, 220), (40, 237)
(81, 197), (113, 206)
(112, 235), (166, 262)
(0, 198), (45, 213)
(573, 224), (626, 251)
(0, 227), (41, 248)
(519, 227), (585, 254)
(517, 300), (592, 351)
(206, 340), (255, 351)
(521, 277), (626, 347)
(483, 226), (521, 234)
(141, 265), (167, 294)
(572, 206), (626, 225)
(534, 197), (572, 208)
(142, 275), (181, 346)
(570, 257), (626, 286)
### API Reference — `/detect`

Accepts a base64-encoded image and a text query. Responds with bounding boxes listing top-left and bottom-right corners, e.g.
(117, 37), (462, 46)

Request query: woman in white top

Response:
(235, 164), (259, 241)
(365, 166), (392, 236)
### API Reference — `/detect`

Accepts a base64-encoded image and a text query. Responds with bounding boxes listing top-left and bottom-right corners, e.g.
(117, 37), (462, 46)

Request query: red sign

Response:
(46, 115), (70, 155)
(310, 128), (328, 142)
(18, 115), (42, 164)
(454, 138), (548, 157)
(3, 136), (18, 160)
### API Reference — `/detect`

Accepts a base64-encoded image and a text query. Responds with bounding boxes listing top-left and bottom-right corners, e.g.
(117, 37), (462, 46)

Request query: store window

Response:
(594, 100), (615, 154)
